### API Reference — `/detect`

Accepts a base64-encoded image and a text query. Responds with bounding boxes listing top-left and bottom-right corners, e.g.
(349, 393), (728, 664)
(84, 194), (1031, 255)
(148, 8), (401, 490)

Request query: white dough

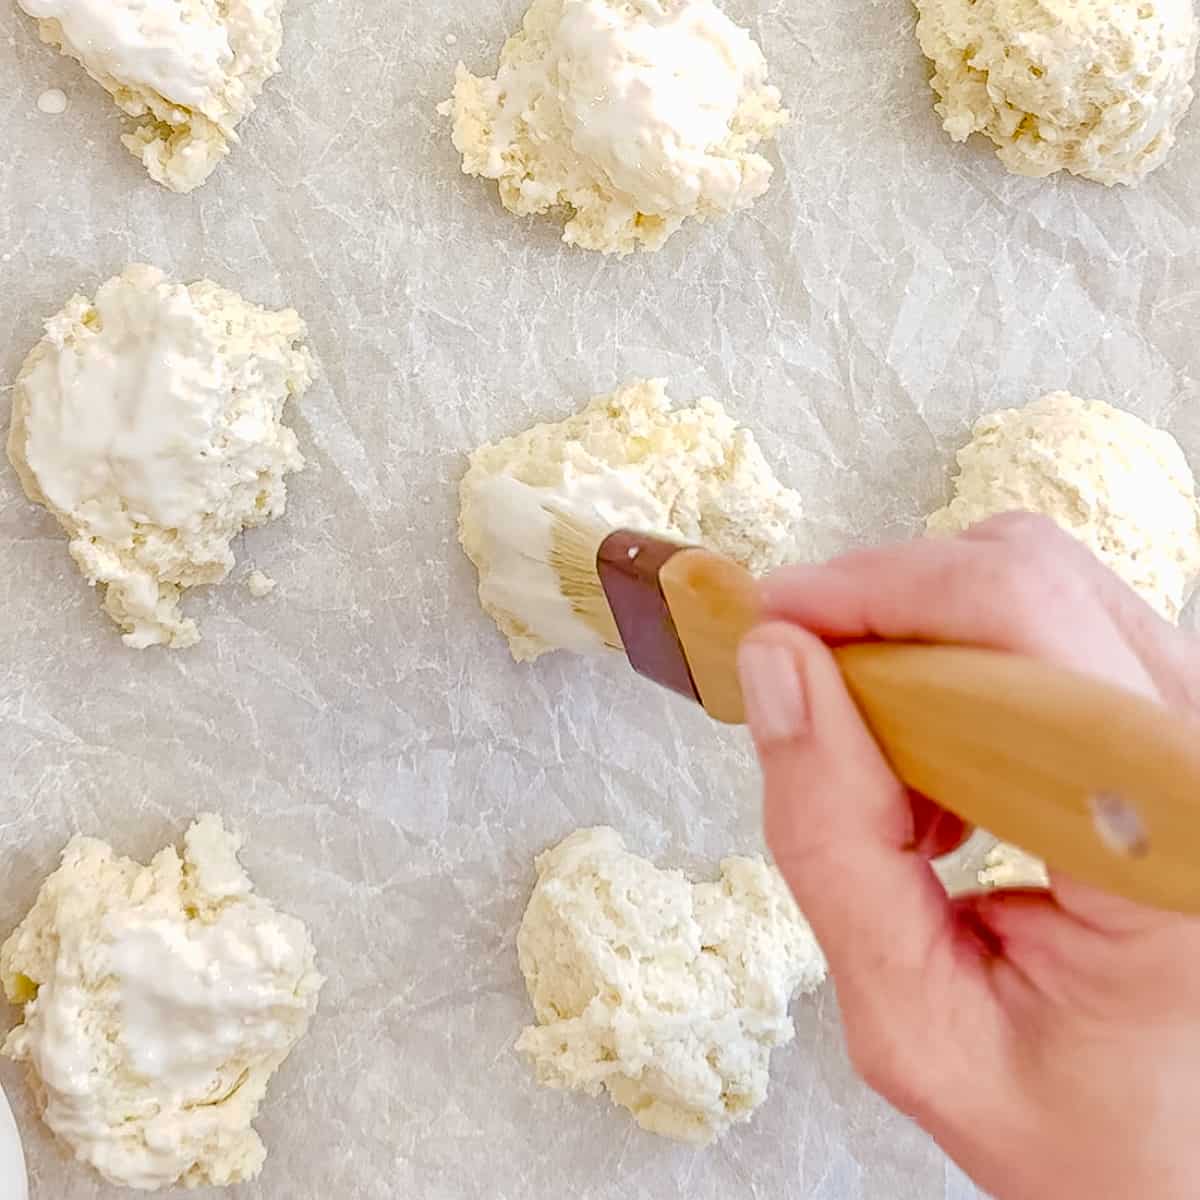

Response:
(440, 0), (788, 254)
(977, 842), (1051, 888)
(7, 264), (314, 649)
(246, 569), (277, 598)
(17, 0), (287, 191)
(516, 828), (826, 1144)
(0, 815), (323, 1191)
(459, 378), (807, 660)
(915, 0), (1199, 185)
(927, 391), (1200, 622)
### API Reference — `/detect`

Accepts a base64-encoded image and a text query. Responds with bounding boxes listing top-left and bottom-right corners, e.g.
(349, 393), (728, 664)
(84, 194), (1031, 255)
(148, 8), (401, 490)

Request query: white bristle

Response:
(469, 472), (656, 655)
(544, 504), (623, 648)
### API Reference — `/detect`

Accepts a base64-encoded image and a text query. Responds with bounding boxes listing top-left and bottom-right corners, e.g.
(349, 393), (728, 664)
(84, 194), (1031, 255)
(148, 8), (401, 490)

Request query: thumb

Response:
(738, 623), (975, 1100)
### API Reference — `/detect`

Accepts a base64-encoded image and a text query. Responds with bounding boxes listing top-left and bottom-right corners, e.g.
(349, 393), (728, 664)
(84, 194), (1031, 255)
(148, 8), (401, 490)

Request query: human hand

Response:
(736, 513), (1200, 1200)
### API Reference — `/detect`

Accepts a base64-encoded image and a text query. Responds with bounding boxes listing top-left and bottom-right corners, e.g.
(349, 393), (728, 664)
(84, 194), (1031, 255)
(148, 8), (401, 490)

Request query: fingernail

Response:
(738, 641), (809, 745)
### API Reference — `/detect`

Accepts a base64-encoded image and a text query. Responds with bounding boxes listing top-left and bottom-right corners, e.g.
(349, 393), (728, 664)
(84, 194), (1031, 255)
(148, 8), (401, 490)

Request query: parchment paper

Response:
(1, 1), (1198, 1196)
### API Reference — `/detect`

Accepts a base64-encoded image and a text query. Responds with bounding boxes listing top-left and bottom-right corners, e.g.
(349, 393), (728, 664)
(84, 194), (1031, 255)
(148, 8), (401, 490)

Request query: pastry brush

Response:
(546, 507), (1200, 915)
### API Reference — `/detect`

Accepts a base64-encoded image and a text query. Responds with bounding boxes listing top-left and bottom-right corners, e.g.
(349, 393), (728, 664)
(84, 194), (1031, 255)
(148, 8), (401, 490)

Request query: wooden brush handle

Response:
(659, 547), (1200, 913)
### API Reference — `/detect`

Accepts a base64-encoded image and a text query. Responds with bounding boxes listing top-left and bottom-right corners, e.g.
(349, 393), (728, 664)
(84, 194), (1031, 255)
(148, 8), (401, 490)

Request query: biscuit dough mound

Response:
(927, 391), (1200, 622)
(441, 0), (789, 254)
(915, 0), (1199, 185)
(17, 0), (287, 191)
(460, 378), (807, 660)
(516, 828), (826, 1144)
(1, 816), (323, 1191)
(977, 841), (1051, 888)
(8, 264), (314, 649)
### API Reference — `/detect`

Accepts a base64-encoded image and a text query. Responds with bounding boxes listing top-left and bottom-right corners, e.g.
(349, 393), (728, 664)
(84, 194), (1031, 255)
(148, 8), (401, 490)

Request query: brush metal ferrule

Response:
(596, 531), (701, 704)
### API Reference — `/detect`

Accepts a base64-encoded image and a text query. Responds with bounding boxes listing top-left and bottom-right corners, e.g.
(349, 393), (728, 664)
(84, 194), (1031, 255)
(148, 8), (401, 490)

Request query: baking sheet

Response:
(2, 0), (1198, 1196)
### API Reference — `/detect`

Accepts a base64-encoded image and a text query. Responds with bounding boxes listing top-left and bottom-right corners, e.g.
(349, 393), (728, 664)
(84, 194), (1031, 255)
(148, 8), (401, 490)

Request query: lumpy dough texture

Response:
(915, 0), (1199, 185)
(927, 391), (1200, 622)
(459, 378), (807, 660)
(17, 0), (287, 192)
(441, 0), (789, 254)
(7, 264), (314, 649)
(977, 841), (1052, 888)
(515, 828), (827, 1143)
(0, 816), (323, 1191)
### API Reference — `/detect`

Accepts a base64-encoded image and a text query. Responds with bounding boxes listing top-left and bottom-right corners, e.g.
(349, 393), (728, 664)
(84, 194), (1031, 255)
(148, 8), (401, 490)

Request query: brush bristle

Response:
(544, 506), (623, 649)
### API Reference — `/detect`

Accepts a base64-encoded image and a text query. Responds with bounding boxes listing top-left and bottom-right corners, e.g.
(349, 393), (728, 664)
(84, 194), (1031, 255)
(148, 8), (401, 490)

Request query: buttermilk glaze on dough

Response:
(441, 0), (789, 254)
(459, 378), (807, 660)
(7, 265), (313, 649)
(0, 816), (323, 1191)
(17, 0), (288, 191)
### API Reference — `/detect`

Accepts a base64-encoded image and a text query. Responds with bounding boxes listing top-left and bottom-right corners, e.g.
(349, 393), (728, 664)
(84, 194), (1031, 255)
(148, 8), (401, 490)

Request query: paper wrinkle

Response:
(2, 0), (1199, 1197)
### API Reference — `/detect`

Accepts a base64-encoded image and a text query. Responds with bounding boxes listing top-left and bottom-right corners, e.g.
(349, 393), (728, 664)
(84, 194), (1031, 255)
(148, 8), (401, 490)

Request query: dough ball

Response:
(915, 0), (1199, 185)
(440, 0), (788, 254)
(8, 264), (314, 649)
(977, 841), (1051, 888)
(927, 391), (1200, 621)
(516, 828), (826, 1144)
(246, 569), (278, 597)
(460, 378), (807, 660)
(17, 0), (288, 191)
(0, 815), (323, 1190)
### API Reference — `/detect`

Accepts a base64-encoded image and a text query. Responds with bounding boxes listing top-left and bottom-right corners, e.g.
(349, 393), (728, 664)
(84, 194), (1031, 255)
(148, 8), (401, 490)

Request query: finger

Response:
(1181, 633), (1200, 711)
(738, 622), (989, 1111)
(963, 890), (1087, 970)
(910, 791), (970, 860)
(959, 523), (1191, 935)
(1045, 871), (1186, 938)
(760, 531), (1158, 696)
(761, 525), (1176, 937)
(966, 513), (1196, 707)
(960, 888), (1180, 1015)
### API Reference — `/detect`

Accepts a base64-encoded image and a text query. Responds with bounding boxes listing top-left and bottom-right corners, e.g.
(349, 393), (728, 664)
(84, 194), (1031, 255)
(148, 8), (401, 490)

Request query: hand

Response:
(736, 513), (1200, 1200)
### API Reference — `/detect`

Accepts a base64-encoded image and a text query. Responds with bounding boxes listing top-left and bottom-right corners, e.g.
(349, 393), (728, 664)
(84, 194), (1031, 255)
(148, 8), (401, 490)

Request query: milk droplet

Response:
(37, 88), (68, 114)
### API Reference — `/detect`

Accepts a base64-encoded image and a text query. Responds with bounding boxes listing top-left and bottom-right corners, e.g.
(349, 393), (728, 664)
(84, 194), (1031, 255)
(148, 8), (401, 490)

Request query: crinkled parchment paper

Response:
(1, 1), (1197, 1197)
